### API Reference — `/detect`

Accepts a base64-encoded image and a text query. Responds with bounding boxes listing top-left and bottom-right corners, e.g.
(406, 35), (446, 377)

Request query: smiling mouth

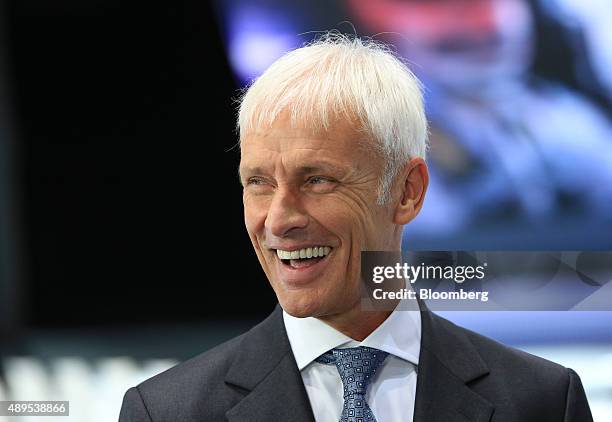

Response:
(275, 246), (332, 269)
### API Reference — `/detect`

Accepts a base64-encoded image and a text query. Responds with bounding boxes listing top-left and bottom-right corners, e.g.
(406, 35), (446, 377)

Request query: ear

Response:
(393, 157), (429, 225)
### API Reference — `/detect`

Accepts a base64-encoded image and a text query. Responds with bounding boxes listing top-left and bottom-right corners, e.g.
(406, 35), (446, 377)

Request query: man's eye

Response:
(308, 176), (329, 184)
(247, 178), (267, 186)
(306, 176), (337, 193)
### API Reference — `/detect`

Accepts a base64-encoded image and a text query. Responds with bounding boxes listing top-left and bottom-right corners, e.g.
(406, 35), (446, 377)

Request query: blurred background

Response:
(0, 0), (610, 420)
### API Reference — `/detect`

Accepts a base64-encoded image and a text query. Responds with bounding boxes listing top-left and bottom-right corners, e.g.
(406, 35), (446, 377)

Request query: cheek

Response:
(243, 195), (269, 233)
(307, 196), (372, 240)
(314, 195), (389, 252)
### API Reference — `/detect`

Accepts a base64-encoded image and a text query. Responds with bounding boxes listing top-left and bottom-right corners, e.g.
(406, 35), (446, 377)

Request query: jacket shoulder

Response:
(141, 332), (244, 388)
(459, 321), (569, 378)
(120, 307), (286, 421)
(126, 332), (247, 421)
(434, 315), (587, 420)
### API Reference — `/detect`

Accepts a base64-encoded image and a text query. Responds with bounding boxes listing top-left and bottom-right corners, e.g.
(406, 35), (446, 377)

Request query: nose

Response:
(265, 185), (309, 238)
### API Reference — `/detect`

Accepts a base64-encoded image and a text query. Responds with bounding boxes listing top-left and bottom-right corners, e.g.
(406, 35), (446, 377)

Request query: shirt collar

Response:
(283, 299), (421, 370)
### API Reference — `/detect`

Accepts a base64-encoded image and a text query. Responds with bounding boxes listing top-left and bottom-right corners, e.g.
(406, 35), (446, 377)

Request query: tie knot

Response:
(316, 346), (389, 397)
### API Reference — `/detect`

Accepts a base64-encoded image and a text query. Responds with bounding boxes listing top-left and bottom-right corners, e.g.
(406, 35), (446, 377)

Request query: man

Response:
(119, 34), (593, 421)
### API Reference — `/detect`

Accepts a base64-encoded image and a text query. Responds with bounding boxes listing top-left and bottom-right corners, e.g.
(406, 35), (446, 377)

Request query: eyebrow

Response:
(238, 162), (348, 183)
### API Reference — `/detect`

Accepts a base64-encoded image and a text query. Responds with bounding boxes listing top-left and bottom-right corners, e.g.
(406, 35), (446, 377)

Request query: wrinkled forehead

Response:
(238, 111), (385, 182)
(240, 105), (367, 143)
(239, 108), (376, 153)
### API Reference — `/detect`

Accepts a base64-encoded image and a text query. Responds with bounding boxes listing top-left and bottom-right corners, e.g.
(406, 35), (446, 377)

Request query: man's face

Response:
(239, 114), (397, 318)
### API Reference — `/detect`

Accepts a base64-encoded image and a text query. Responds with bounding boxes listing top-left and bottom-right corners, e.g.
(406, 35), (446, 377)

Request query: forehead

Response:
(239, 114), (374, 166)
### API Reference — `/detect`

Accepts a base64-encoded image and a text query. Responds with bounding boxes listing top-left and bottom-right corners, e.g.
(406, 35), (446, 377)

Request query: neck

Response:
(318, 298), (399, 341)
(319, 242), (404, 341)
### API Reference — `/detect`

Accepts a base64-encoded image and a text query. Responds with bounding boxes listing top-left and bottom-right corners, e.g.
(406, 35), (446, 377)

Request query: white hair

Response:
(237, 32), (428, 205)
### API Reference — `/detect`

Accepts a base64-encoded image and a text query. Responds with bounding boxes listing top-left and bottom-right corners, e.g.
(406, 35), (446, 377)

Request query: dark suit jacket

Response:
(119, 306), (593, 421)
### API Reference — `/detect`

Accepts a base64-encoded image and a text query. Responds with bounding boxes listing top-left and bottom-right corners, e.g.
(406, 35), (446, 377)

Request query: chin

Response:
(277, 293), (327, 319)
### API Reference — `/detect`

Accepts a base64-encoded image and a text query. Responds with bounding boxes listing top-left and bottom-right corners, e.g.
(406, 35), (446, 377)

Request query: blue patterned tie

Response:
(316, 346), (389, 422)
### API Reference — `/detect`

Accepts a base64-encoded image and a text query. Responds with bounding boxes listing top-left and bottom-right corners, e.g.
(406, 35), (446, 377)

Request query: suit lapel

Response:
(224, 306), (315, 422)
(413, 309), (494, 422)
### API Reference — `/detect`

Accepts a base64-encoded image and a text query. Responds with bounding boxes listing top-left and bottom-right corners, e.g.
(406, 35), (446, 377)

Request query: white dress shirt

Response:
(283, 300), (421, 422)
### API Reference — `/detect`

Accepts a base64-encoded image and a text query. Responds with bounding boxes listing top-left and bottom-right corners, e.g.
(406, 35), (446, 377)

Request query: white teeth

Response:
(276, 246), (332, 260)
